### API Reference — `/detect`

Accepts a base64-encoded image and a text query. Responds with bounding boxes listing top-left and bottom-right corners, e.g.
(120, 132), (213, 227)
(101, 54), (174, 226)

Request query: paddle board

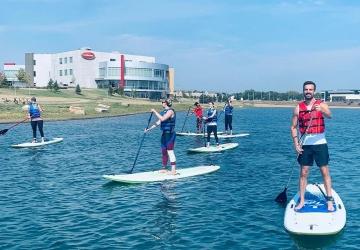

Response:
(188, 142), (239, 153)
(284, 183), (346, 235)
(103, 165), (220, 183)
(212, 133), (250, 139)
(11, 137), (64, 148)
(176, 131), (224, 136)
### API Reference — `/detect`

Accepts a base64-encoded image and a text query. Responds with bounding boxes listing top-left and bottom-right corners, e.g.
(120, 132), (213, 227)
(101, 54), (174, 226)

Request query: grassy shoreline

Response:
(1, 88), (359, 124)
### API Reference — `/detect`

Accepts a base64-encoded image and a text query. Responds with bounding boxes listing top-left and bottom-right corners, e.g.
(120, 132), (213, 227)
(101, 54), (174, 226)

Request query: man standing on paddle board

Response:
(224, 99), (234, 135)
(203, 102), (219, 147)
(27, 97), (45, 143)
(192, 102), (203, 133)
(145, 99), (177, 175)
(291, 81), (334, 212)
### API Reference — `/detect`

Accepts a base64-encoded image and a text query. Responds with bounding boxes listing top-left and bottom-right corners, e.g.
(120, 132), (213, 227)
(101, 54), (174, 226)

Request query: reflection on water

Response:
(291, 232), (343, 249)
(150, 182), (178, 243)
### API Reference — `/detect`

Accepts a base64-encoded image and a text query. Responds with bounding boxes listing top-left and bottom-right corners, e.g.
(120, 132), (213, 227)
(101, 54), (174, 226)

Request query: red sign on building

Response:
(81, 51), (96, 60)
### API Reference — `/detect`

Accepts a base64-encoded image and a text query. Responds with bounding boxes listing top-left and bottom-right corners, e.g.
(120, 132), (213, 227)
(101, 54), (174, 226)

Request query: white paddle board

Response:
(211, 133), (250, 139)
(11, 137), (64, 148)
(176, 131), (224, 136)
(188, 143), (239, 153)
(103, 165), (220, 183)
(284, 183), (346, 235)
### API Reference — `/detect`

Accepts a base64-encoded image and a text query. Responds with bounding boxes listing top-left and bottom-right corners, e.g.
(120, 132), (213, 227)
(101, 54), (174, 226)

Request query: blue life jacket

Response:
(207, 108), (217, 123)
(29, 103), (41, 119)
(160, 108), (176, 132)
(224, 105), (233, 115)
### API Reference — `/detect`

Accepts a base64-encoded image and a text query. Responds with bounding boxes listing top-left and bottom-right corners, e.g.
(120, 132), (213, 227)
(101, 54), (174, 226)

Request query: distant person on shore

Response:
(145, 99), (177, 175)
(192, 102), (203, 133)
(203, 101), (219, 147)
(224, 99), (234, 135)
(28, 97), (45, 143)
(291, 81), (334, 211)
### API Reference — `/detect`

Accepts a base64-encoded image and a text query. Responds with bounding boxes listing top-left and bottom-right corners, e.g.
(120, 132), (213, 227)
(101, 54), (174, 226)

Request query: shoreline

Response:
(1, 101), (358, 125)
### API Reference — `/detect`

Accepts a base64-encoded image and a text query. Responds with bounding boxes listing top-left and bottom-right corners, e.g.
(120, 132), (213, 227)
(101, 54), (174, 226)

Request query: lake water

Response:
(0, 107), (359, 249)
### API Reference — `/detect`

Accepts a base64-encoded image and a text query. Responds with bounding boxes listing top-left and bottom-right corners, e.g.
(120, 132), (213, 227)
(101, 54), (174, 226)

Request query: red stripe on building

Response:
(120, 55), (125, 88)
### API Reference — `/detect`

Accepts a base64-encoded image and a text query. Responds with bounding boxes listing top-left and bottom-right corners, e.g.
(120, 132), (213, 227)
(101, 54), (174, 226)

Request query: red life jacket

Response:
(298, 99), (325, 134)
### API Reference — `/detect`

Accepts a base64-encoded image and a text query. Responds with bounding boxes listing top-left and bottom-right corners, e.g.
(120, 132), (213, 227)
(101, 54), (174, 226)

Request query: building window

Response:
(33, 71), (36, 77)
(33, 60), (36, 65)
(154, 69), (164, 79)
(59, 70), (62, 76)
(69, 69), (73, 75)
(69, 57), (73, 63)
(108, 67), (120, 77)
(110, 58), (116, 61)
(59, 58), (62, 64)
(64, 69), (68, 76)
(125, 68), (152, 77)
(64, 57), (68, 64)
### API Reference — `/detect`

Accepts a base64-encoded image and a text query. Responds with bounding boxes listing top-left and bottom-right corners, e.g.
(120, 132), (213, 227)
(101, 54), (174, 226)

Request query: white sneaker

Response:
(32, 138), (37, 143)
(41, 137), (45, 143)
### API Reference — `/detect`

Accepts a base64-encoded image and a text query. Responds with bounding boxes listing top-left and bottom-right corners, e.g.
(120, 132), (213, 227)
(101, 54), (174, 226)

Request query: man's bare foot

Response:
(294, 201), (305, 211)
(159, 169), (167, 173)
(167, 171), (177, 175)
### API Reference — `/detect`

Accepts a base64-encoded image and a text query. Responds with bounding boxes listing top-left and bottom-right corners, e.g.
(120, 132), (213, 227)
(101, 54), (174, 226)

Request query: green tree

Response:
(75, 84), (81, 95)
(108, 85), (113, 96)
(118, 87), (124, 96)
(53, 81), (59, 92)
(47, 79), (54, 90)
(0, 72), (9, 87)
(16, 69), (31, 85)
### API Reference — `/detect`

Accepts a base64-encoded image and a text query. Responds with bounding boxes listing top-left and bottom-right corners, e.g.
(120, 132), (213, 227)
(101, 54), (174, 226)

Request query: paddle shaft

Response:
(0, 118), (29, 135)
(129, 112), (153, 174)
(180, 106), (192, 132)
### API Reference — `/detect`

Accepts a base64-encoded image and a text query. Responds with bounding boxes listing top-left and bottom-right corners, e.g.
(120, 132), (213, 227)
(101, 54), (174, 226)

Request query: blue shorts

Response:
(297, 144), (330, 167)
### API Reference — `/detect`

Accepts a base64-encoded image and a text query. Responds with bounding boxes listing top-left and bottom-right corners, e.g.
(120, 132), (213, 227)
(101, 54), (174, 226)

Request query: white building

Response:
(321, 90), (360, 102)
(25, 48), (173, 98)
(3, 63), (25, 86)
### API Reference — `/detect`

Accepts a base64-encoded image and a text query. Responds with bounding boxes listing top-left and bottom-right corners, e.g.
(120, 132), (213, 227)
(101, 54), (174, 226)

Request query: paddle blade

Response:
(275, 187), (287, 204)
(0, 129), (9, 136)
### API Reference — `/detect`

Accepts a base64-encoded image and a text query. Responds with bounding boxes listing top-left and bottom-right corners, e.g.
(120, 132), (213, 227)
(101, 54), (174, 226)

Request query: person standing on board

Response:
(28, 97), (45, 143)
(203, 101), (219, 147)
(192, 102), (203, 133)
(224, 99), (234, 135)
(145, 99), (177, 175)
(291, 81), (334, 211)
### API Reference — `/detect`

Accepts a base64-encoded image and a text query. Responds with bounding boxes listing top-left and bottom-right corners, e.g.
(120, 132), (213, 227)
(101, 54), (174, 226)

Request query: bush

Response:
(75, 84), (81, 95)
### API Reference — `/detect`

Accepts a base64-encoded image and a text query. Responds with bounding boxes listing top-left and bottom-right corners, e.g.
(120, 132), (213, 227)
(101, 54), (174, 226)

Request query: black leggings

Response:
(207, 125), (218, 143)
(225, 115), (233, 130)
(31, 120), (44, 138)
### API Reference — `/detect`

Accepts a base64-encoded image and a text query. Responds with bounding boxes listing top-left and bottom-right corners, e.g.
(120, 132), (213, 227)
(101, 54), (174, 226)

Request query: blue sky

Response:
(1, 0), (360, 92)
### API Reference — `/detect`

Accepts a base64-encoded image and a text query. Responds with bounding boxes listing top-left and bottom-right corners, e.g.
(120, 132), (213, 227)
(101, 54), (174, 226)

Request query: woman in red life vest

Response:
(192, 102), (203, 133)
(290, 81), (334, 212)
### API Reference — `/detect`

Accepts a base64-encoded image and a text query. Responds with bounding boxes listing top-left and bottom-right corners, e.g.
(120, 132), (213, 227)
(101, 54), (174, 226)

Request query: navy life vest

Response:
(224, 105), (233, 115)
(207, 108), (217, 123)
(160, 108), (176, 132)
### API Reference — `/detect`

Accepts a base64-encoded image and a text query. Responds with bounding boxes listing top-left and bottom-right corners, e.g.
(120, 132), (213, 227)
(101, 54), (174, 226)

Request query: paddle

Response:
(275, 108), (315, 204)
(217, 103), (227, 122)
(0, 118), (29, 136)
(180, 106), (192, 132)
(128, 112), (153, 174)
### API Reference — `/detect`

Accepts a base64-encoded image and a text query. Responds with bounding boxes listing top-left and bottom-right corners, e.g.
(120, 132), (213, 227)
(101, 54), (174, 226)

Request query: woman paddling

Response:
(203, 101), (219, 147)
(145, 99), (177, 175)
(28, 97), (45, 143)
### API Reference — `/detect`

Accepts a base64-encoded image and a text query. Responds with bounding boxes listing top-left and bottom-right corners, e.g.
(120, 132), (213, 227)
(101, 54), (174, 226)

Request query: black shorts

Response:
(297, 144), (330, 167)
